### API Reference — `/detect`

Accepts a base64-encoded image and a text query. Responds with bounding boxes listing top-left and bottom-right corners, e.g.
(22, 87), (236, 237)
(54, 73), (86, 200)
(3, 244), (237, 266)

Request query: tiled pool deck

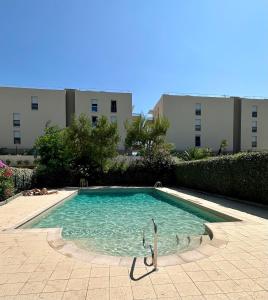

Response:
(0, 187), (267, 299)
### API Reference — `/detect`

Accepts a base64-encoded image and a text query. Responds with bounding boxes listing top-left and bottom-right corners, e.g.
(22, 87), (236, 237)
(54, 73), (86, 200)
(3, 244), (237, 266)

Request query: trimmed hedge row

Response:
(174, 152), (268, 204)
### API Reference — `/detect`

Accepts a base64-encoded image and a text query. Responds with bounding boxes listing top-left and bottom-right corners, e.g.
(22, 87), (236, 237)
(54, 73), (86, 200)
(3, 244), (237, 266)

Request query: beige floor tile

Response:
(225, 292), (253, 300)
(43, 280), (68, 293)
(150, 273), (172, 285)
(28, 272), (53, 282)
(65, 278), (89, 291)
(70, 268), (91, 279)
(0, 283), (24, 296)
(17, 264), (39, 273)
(6, 272), (31, 284)
(235, 278), (263, 292)
(204, 295), (229, 300)
(182, 263), (201, 272)
(110, 287), (133, 300)
(241, 268), (264, 279)
(250, 290), (268, 300)
(254, 277), (268, 290)
(205, 270), (229, 281)
(50, 270), (72, 280)
(38, 292), (64, 299)
(186, 271), (210, 282)
(110, 276), (131, 288)
(130, 275), (152, 286)
(195, 281), (222, 295)
(110, 266), (129, 276)
(170, 272), (192, 283)
(20, 281), (46, 295)
(131, 285), (156, 299)
(214, 280), (244, 293)
(90, 267), (109, 277)
(13, 294), (39, 300)
(180, 296), (205, 300)
(175, 282), (201, 297)
(153, 283), (179, 298)
(165, 265), (184, 275)
(88, 277), (109, 289)
(86, 288), (109, 300)
(63, 289), (87, 300)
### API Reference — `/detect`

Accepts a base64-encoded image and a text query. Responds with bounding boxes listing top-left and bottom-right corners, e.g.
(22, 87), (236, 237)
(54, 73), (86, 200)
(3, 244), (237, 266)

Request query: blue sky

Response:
(0, 0), (267, 113)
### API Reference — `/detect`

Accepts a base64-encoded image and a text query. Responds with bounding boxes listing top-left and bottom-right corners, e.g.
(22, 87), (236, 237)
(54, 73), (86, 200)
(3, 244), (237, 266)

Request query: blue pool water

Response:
(24, 188), (229, 256)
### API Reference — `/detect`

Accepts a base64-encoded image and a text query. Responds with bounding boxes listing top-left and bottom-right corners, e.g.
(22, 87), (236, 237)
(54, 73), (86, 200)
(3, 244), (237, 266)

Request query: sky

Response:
(0, 0), (268, 114)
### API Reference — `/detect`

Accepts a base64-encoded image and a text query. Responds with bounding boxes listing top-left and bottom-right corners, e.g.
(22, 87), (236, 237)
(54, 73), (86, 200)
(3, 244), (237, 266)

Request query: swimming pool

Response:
(23, 188), (232, 256)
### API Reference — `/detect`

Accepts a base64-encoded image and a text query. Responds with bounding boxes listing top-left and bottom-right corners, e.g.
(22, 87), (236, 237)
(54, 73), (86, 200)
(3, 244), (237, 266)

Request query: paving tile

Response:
(150, 273), (172, 284)
(130, 275), (152, 286)
(186, 271), (210, 282)
(174, 282), (201, 297)
(63, 289), (87, 300)
(65, 278), (89, 291)
(88, 277), (109, 289)
(86, 288), (109, 300)
(131, 285), (156, 299)
(0, 283), (24, 296)
(204, 295), (229, 300)
(110, 266), (129, 276)
(110, 276), (131, 287)
(90, 267), (109, 277)
(6, 272), (31, 283)
(242, 269), (265, 279)
(153, 283), (179, 298)
(182, 263), (201, 272)
(195, 281), (222, 295)
(205, 270), (229, 281)
(28, 272), (53, 282)
(235, 278), (263, 292)
(50, 270), (72, 280)
(225, 292), (253, 300)
(214, 280), (244, 293)
(169, 272), (192, 283)
(43, 280), (68, 293)
(254, 277), (268, 290)
(38, 292), (64, 299)
(110, 287), (133, 300)
(250, 291), (268, 300)
(20, 281), (47, 295)
(70, 268), (91, 279)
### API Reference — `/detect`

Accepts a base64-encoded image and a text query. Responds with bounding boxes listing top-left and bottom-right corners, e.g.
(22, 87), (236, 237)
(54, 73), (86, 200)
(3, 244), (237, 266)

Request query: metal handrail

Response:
(143, 218), (158, 270)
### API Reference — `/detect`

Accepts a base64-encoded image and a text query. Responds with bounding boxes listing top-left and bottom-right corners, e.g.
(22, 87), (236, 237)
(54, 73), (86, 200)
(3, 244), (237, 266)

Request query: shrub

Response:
(17, 160), (23, 166)
(174, 152), (268, 204)
(5, 159), (11, 166)
(0, 160), (14, 201)
(12, 167), (34, 192)
(180, 147), (212, 161)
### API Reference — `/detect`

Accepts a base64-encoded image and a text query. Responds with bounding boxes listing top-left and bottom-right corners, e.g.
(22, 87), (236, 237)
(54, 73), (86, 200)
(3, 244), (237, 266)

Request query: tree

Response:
(34, 126), (68, 169)
(91, 116), (120, 172)
(125, 115), (170, 155)
(64, 114), (120, 173)
(64, 114), (92, 165)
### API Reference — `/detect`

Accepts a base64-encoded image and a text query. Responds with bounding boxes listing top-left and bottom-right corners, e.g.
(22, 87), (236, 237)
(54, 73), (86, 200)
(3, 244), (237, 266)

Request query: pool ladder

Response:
(142, 218), (158, 270)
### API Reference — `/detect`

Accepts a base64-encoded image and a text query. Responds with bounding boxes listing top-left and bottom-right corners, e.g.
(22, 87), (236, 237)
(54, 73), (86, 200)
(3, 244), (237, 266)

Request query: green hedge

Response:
(174, 152), (268, 204)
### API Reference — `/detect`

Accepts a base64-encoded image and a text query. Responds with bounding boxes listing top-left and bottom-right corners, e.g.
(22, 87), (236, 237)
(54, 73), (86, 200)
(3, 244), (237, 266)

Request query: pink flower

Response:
(0, 160), (7, 168)
(3, 168), (13, 177)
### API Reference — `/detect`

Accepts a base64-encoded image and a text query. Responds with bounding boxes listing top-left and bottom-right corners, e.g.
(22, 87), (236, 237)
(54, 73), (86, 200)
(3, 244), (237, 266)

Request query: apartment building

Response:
(0, 86), (132, 152)
(152, 94), (268, 152)
(0, 87), (66, 152)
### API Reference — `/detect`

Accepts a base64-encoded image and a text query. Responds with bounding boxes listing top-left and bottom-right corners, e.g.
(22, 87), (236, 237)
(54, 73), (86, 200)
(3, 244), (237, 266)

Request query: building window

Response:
(252, 105), (257, 118)
(14, 130), (21, 144)
(13, 113), (20, 127)
(110, 116), (117, 123)
(195, 119), (201, 131)
(31, 96), (38, 110)
(195, 135), (201, 147)
(111, 100), (117, 113)
(195, 103), (201, 116)
(91, 99), (98, 112)
(252, 121), (257, 133)
(252, 136), (257, 148)
(92, 116), (98, 127)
